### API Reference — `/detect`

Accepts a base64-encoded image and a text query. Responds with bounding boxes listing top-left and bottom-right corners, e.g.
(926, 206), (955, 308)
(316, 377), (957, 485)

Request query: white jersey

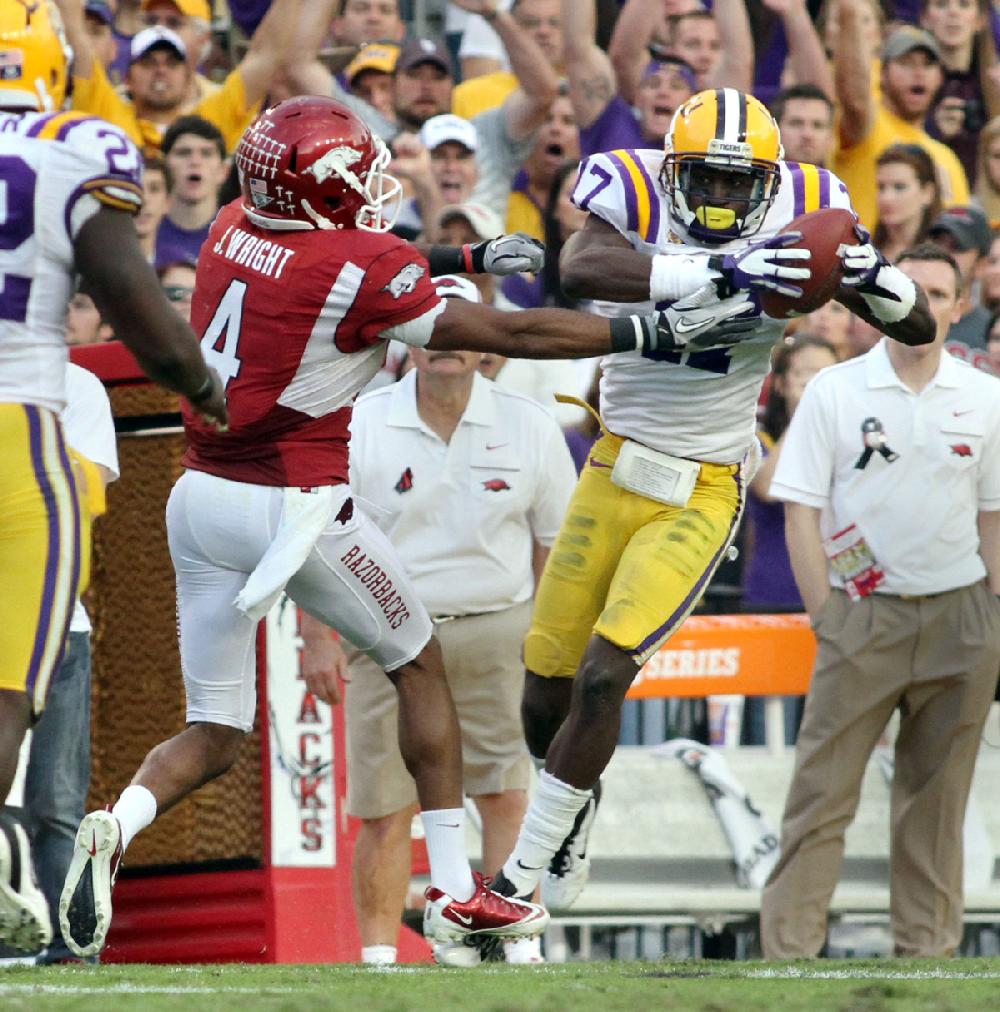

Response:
(0, 111), (143, 414)
(571, 147), (855, 464)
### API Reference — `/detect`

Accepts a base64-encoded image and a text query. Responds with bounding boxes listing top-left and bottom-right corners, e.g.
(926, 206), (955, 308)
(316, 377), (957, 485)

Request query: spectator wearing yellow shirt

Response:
(833, 10), (970, 231)
(55, 0), (301, 153)
(451, 0), (564, 121)
(505, 89), (578, 242)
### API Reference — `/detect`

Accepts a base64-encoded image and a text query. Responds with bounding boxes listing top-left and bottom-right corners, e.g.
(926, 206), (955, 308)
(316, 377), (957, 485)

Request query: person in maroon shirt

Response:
(59, 95), (688, 964)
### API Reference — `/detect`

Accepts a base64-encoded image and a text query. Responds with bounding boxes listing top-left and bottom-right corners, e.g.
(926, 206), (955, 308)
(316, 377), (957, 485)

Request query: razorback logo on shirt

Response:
(950, 443), (973, 458)
(482, 478), (511, 492)
(383, 263), (425, 299)
(395, 467), (414, 493)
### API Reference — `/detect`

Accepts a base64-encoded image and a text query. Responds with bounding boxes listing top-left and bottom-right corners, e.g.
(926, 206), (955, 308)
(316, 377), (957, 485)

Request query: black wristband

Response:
(610, 316), (644, 353)
(187, 373), (215, 405)
(427, 245), (464, 277)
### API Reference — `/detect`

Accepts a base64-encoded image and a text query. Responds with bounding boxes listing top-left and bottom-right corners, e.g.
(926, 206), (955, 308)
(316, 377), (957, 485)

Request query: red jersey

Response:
(182, 200), (442, 486)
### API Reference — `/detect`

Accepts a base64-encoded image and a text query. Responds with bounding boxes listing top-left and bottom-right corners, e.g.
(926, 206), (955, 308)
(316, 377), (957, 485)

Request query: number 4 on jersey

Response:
(200, 279), (246, 388)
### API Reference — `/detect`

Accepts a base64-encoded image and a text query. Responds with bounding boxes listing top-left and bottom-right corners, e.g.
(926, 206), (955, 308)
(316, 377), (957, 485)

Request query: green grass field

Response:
(4, 959), (1000, 1011)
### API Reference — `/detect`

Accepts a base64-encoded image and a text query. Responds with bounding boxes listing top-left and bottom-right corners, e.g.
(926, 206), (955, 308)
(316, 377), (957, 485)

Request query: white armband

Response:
(859, 265), (916, 324)
(380, 301), (447, 348)
(649, 253), (719, 303)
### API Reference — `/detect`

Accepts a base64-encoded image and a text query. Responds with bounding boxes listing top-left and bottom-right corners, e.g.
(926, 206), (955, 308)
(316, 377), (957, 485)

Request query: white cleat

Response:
(0, 814), (52, 953)
(59, 810), (123, 958)
(504, 935), (545, 964)
(541, 781), (601, 912)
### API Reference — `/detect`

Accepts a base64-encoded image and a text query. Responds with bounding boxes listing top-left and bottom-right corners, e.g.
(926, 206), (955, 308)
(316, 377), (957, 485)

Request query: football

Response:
(758, 207), (857, 319)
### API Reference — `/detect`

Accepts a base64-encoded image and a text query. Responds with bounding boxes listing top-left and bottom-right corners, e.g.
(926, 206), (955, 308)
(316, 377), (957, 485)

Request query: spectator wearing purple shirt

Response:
(154, 116), (228, 269)
(562, 0), (695, 158)
(740, 334), (838, 746)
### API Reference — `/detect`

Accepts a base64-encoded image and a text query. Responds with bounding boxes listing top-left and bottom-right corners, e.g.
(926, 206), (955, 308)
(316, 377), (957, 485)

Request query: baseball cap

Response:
(141, 0), (212, 19)
(130, 26), (187, 63)
(344, 42), (400, 83)
(928, 206), (993, 256)
(420, 114), (478, 153)
(434, 274), (482, 304)
(881, 26), (942, 64)
(438, 202), (504, 242)
(84, 2), (114, 25)
(397, 37), (454, 76)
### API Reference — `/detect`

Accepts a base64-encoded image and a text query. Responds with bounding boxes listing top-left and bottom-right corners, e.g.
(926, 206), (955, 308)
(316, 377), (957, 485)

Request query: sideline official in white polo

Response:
(761, 244), (1000, 960)
(336, 275), (576, 966)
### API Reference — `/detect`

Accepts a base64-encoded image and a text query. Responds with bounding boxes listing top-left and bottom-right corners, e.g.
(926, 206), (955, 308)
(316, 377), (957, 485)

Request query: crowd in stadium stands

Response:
(35, 0), (1000, 963)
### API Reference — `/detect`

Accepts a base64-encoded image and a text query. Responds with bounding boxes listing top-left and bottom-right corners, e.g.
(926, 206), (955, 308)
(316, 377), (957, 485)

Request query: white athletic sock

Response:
(502, 770), (591, 896)
(421, 808), (475, 902)
(111, 785), (158, 851)
(361, 944), (396, 965)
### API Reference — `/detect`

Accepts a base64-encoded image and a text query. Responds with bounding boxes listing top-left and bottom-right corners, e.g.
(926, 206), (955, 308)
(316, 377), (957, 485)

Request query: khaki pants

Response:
(345, 601), (533, 819)
(761, 583), (1000, 958)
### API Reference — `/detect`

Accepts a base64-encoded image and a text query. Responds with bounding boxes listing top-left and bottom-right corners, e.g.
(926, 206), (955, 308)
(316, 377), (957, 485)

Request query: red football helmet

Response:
(235, 96), (401, 232)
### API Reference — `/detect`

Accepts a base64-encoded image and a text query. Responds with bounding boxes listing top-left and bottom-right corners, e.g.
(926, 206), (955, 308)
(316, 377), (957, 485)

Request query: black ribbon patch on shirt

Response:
(854, 417), (899, 470)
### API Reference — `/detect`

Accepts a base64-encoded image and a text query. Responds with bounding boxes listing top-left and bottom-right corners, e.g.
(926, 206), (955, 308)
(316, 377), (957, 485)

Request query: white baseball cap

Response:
(130, 26), (187, 64)
(420, 114), (478, 153)
(438, 202), (504, 242)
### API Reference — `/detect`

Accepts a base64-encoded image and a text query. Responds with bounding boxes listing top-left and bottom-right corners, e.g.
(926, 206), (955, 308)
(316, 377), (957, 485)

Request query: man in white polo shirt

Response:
(761, 243), (1000, 959)
(332, 275), (575, 966)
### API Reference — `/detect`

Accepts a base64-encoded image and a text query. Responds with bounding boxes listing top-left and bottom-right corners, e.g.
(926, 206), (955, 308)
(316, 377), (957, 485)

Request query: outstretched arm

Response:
(75, 208), (227, 426)
(763, 0), (835, 98)
(282, 0), (338, 98)
(706, 0), (754, 92)
(607, 0), (662, 106)
(561, 0), (617, 130)
(834, 0), (875, 149)
(453, 0), (560, 139)
(236, 0), (303, 107)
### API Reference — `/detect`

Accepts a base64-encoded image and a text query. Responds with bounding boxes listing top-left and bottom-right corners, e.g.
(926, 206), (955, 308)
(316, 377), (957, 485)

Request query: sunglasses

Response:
(162, 285), (194, 303)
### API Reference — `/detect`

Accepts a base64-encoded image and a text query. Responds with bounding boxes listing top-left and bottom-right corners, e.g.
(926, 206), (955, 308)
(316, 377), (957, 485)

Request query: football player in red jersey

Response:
(59, 96), (742, 961)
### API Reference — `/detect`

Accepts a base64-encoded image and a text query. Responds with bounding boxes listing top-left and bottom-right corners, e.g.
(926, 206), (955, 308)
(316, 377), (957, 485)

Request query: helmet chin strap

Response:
(301, 198), (336, 230)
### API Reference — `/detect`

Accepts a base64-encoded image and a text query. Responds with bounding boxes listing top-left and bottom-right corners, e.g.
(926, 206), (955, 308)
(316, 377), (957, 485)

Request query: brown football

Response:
(759, 207), (857, 319)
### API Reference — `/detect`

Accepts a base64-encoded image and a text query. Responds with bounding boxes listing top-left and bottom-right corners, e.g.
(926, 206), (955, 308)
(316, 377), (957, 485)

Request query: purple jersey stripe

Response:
(787, 162), (806, 219)
(631, 467), (745, 658)
(607, 152), (640, 234)
(55, 115), (99, 142)
(818, 168), (831, 208)
(632, 153), (661, 244)
(50, 418), (82, 704)
(26, 114), (54, 138)
(24, 406), (60, 701)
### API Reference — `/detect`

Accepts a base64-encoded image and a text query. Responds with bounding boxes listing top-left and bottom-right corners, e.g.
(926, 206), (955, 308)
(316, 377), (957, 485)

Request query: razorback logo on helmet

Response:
(482, 478), (511, 492)
(304, 145), (366, 194)
(950, 444), (973, 458)
(382, 263), (425, 299)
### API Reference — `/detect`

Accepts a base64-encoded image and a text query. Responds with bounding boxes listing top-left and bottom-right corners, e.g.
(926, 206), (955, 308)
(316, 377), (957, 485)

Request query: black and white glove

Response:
(710, 232), (812, 298)
(471, 232), (545, 275)
(838, 224), (916, 323)
(612, 285), (758, 355)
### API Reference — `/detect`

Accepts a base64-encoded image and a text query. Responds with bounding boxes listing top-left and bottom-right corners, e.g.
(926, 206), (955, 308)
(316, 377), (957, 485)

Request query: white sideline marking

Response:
(747, 968), (1000, 980)
(0, 985), (301, 995)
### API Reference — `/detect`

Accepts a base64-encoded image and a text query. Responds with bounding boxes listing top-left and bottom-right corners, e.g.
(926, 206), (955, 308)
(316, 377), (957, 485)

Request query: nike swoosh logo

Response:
(673, 316), (705, 335)
(589, 458), (611, 469)
(486, 443), (508, 451)
(953, 410), (972, 417)
(440, 823), (460, 828)
(516, 859), (544, 871)
(451, 911), (474, 925)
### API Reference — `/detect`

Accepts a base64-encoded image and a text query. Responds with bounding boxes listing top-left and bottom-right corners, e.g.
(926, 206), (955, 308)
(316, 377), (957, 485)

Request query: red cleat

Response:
(423, 871), (548, 946)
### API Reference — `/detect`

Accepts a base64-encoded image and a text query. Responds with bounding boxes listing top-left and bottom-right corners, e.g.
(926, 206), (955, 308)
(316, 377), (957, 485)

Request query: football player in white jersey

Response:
(0, 0), (225, 953)
(489, 87), (936, 912)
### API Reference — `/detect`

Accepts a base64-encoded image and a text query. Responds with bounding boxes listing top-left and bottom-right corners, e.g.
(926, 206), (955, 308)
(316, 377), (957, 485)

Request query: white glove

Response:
(476, 232), (545, 275)
(712, 232), (812, 298)
(838, 224), (916, 323)
(655, 284), (758, 351)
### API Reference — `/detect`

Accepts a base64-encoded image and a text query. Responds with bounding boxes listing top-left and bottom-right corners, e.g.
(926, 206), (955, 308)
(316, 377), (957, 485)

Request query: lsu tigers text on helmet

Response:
(235, 95), (402, 233)
(662, 88), (783, 245)
(0, 0), (71, 112)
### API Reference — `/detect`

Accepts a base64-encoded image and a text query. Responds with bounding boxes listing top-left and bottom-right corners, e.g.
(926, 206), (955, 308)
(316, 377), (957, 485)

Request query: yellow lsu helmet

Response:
(0, 0), (71, 112)
(662, 88), (783, 245)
